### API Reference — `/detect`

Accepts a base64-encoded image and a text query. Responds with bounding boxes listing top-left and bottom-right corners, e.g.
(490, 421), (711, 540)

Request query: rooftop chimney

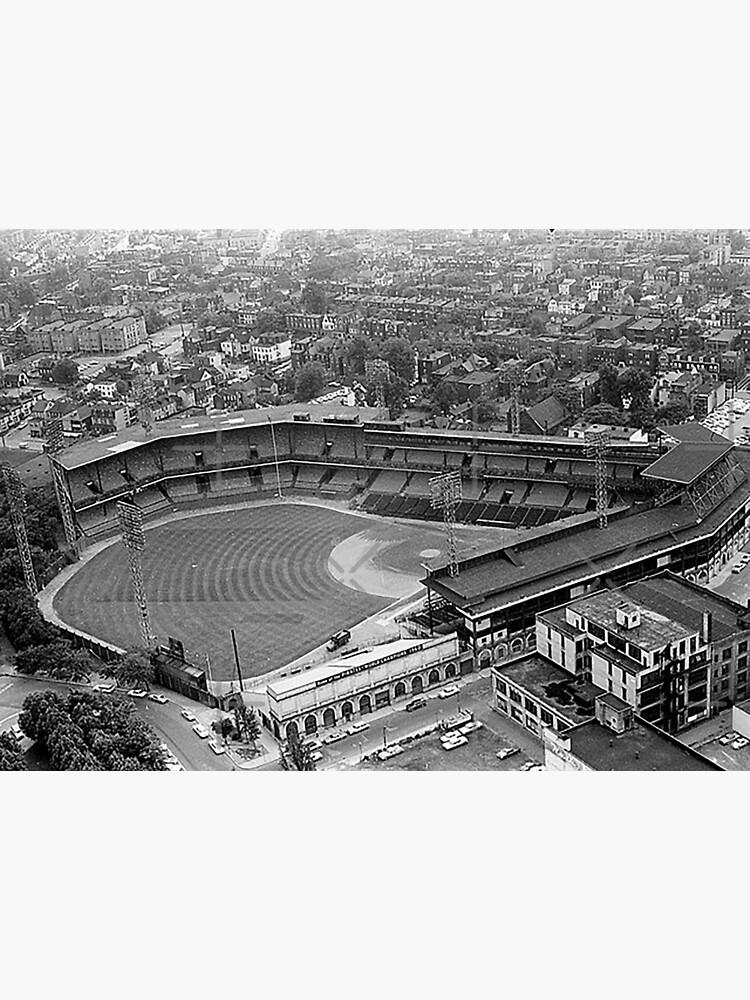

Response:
(702, 610), (713, 645)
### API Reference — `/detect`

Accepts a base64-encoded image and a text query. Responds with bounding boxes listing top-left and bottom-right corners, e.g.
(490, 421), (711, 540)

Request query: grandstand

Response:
(409, 425), (750, 676)
(50, 403), (666, 544)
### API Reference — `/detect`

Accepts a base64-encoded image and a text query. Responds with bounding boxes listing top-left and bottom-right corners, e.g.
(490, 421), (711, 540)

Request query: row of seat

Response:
(357, 492), (586, 528)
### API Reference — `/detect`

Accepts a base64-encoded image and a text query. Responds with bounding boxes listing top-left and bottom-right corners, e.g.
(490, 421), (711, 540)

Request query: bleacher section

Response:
(59, 408), (658, 540)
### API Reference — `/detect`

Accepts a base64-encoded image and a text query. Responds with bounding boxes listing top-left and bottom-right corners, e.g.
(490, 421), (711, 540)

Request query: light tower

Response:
(506, 366), (525, 435)
(49, 457), (79, 551)
(430, 471), (463, 577)
(1, 463), (38, 595)
(117, 498), (153, 648)
(584, 428), (611, 529)
(364, 359), (392, 411)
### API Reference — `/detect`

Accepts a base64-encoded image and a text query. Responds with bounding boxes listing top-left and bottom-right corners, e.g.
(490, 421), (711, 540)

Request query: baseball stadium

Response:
(43, 404), (750, 700)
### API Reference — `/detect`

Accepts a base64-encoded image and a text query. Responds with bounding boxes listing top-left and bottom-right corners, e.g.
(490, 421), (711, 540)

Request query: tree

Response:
(233, 703), (261, 746)
(300, 282), (327, 315)
(15, 641), (94, 682)
(582, 403), (625, 426)
(617, 367), (652, 407)
(280, 727), (316, 771)
(343, 334), (373, 376)
(526, 316), (548, 337)
(100, 647), (155, 692)
(428, 380), (459, 416)
(474, 400), (499, 425)
(628, 399), (656, 431)
(212, 716), (235, 743)
(144, 307), (166, 335)
(256, 309), (287, 335)
(550, 381), (582, 419)
(0, 732), (27, 771)
(50, 359), (79, 385)
(654, 401), (692, 426)
(598, 364), (623, 409)
(20, 689), (166, 771)
(382, 376), (409, 419)
(294, 363), (327, 402)
(380, 338), (416, 384)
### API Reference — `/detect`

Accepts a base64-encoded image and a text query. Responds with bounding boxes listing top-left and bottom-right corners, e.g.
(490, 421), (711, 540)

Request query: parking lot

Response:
(357, 724), (540, 771)
(693, 729), (750, 771)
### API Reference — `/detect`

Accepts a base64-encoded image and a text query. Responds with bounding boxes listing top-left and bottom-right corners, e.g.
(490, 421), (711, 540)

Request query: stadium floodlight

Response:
(49, 456), (79, 551)
(506, 366), (525, 435)
(364, 359), (392, 411)
(430, 470), (463, 578)
(268, 416), (283, 498)
(1, 462), (38, 595)
(117, 499), (153, 648)
(584, 427), (611, 529)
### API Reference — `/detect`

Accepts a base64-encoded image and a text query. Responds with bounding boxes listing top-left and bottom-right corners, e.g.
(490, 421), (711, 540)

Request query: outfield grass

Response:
(53, 503), (480, 682)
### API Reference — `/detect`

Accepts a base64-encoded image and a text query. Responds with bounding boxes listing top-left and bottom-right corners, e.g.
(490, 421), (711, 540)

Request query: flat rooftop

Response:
(567, 718), (722, 771)
(267, 636), (449, 699)
(496, 653), (599, 725)
(641, 439), (733, 485)
(568, 589), (694, 651)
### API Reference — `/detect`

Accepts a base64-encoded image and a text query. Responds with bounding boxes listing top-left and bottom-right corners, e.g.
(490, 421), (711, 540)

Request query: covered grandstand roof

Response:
(640, 439), (733, 485)
(424, 450), (750, 618)
(657, 423), (730, 445)
(52, 404), (386, 471)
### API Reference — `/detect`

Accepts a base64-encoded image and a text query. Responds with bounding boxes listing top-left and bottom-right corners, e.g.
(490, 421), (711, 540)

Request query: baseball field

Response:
(52, 502), (501, 681)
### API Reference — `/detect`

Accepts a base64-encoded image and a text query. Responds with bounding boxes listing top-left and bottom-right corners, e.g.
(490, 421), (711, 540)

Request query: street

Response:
(317, 672), (544, 769)
(0, 674), (233, 772)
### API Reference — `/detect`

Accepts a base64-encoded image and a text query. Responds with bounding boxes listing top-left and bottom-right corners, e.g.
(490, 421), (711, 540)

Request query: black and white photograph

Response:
(2, 4), (747, 999)
(4, 225), (750, 775)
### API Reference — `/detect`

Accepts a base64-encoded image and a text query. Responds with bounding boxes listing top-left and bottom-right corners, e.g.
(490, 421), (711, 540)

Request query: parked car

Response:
(310, 750), (323, 762)
(93, 682), (117, 693)
(438, 685), (460, 699)
(148, 693), (168, 704)
(347, 721), (369, 735)
(405, 697), (427, 712)
(193, 723), (210, 739)
(496, 747), (519, 760)
(208, 739), (226, 755)
(443, 735), (468, 751)
(322, 731), (346, 745)
(128, 689), (148, 699)
(732, 564), (744, 573)
(181, 709), (197, 723)
(378, 745), (405, 760)
(459, 720), (482, 735)
(732, 738), (749, 750)
(719, 734), (735, 745)
(304, 739), (322, 752)
(10, 724), (25, 743)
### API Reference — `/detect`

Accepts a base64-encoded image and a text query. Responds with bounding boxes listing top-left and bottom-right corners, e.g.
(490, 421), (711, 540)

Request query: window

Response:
(722, 648), (732, 662)
(739, 657), (748, 670)
(540, 708), (553, 726)
(739, 641), (748, 654)
(496, 696), (508, 713)
(589, 623), (605, 640)
(524, 698), (538, 715)
(690, 636), (697, 653)
(509, 688), (522, 704)
(496, 678), (508, 695)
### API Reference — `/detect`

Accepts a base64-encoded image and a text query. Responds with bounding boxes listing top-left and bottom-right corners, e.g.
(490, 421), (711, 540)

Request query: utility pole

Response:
(231, 627), (245, 692)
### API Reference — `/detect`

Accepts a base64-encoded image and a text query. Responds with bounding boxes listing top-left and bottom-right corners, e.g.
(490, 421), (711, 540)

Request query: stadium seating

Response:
(526, 483), (570, 508)
(403, 472), (434, 496)
(567, 490), (592, 510)
(371, 470), (407, 492)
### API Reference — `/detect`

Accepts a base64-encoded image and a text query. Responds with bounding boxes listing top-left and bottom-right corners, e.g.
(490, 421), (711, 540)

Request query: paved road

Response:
(317, 671), (544, 769)
(0, 674), (233, 771)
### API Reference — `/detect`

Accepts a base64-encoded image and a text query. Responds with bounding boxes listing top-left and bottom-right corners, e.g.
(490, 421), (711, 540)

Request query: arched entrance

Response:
(323, 707), (336, 728)
(394, 681), (406, 699)
(428, 668), (440, 686)
(479, 650), (492, 668)
(510, 638), (524, 655)
(445, 663), (456, 679)
(412, 675), (423, 694)
(304, 715), (318, 735)
(341, 701), (353, 721)
(359, 695), (372, 715)
(286, 721), (299, 742)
